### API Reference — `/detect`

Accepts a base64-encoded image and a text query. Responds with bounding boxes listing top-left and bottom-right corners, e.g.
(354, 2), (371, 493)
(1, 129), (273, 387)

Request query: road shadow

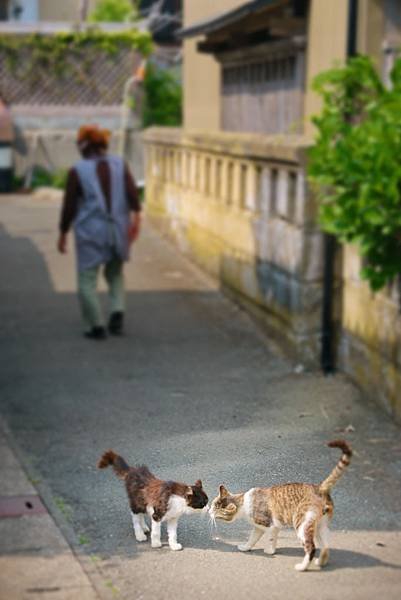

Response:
(205, 539), (401, 571)
(2, 216), (401, 568)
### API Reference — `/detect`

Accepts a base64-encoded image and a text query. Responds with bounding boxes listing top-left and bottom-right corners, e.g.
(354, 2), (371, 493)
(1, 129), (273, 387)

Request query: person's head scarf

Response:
(76, 124), (111, 152)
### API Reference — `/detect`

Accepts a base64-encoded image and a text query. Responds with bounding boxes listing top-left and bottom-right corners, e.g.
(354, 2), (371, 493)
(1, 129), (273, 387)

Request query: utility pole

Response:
(79, 0), (90, 26)
(321, 0), (359, 375)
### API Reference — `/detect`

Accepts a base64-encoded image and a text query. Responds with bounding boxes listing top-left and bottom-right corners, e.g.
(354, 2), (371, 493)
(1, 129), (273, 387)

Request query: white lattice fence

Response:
(0, 43), (140, 106)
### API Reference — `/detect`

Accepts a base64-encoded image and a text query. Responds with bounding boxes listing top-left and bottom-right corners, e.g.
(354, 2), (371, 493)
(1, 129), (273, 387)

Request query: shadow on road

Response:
(1, 214), (401, 583)
(208, 542), (401, 571)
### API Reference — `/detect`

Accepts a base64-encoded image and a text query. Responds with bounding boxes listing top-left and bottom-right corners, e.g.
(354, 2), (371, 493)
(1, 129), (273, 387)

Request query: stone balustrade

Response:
(143, 127), (401, 422)
(143, 127), (323, 364)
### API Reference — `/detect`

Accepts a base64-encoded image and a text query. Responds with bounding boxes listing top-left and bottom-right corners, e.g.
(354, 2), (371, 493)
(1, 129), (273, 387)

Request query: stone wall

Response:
(339, 245), (401, 422)
(143, 126), (401, 424)
(143, 127), (324, 364)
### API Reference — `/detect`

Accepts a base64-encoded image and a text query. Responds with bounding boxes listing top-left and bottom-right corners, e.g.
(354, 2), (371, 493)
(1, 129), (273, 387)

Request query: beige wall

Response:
(304, 0), (349, 134)
(39, 0), (97, 21)
(183, 0), (244, 131)
(339, 244), (401, 423)
(304, 0), (388, 134)
(357, 0), (384, 64)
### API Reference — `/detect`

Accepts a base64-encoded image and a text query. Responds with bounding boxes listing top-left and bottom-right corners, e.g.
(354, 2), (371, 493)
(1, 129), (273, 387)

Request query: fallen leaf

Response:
(334, 424), (355, 433)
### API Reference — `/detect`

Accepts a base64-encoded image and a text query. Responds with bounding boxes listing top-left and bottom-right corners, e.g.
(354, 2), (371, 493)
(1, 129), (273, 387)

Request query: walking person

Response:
(57, 124), (141, 339)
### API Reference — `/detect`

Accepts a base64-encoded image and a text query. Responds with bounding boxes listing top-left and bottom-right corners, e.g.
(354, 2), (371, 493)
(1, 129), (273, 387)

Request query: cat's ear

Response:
(219, 485), (228, 498)
(194, 479), (202, 489)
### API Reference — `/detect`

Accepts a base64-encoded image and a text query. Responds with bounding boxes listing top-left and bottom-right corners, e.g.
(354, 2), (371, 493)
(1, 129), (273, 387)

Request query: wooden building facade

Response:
(180, 0), (308, 135)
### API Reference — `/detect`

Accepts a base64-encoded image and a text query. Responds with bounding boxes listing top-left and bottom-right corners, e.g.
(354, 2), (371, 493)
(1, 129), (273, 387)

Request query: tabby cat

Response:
(98, 450), (208, 551)
(209, 440), (352, 571)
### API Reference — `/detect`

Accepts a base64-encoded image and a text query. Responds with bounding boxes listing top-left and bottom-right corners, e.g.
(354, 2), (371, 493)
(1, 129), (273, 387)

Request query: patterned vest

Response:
(73, 155), (130, 271)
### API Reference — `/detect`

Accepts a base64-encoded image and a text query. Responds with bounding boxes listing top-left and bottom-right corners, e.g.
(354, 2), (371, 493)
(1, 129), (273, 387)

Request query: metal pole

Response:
(320, 0), (358, 374)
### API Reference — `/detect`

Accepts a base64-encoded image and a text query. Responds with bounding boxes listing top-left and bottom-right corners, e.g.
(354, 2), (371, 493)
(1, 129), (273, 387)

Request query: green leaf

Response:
(308, 55), (401, 291)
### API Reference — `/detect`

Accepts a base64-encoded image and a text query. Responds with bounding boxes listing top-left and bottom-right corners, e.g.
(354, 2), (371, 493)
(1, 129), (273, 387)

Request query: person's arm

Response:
(124, 162), (141, 243)
(58, 168), (80, 253)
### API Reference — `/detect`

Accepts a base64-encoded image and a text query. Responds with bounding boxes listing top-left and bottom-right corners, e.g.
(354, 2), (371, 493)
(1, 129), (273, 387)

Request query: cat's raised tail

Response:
(98, 450), (130, 480)
(319, 440), (352, 494)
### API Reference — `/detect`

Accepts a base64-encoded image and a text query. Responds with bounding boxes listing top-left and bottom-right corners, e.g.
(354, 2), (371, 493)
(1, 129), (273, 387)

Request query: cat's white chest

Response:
(243, 488), (256, 524)
(165, 495), (187, 519)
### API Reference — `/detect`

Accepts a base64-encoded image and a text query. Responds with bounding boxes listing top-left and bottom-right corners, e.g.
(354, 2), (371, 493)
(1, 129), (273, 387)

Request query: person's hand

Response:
(129, 224), (140, 244)
(57, 233), (67, 254)
(129, 215), (141, 245)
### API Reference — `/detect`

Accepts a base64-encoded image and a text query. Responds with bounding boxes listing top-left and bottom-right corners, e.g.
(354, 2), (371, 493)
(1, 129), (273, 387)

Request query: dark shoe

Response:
(108, 311), (124, 335)
(84, 326), (107, 340)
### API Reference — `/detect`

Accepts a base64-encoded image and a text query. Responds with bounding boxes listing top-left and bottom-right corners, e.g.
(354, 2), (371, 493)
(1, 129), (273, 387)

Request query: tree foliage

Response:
(308, 56), (401, 291)
(142, 63), (182, 128)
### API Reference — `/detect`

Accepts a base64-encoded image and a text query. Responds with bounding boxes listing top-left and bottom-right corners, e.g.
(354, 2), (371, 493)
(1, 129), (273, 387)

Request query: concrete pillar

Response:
(304, 0), (349, 135)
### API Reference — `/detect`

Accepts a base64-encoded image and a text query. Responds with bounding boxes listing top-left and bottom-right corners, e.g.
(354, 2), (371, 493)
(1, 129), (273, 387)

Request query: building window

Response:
(223, 56), (297, 89)
(221, 51), (304, 135)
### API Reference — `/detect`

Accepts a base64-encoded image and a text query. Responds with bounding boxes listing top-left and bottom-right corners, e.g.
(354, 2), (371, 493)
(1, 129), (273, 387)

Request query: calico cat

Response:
(98, 450), (208, 551)
(209, 440), (352, 571)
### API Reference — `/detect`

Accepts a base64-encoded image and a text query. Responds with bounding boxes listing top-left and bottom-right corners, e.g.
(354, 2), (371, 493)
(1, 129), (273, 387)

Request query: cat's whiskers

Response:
(208, 511), (220, 540)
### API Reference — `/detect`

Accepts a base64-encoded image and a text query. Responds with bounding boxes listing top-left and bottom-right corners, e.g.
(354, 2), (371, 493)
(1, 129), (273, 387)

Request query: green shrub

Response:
(142, 63), (182, 128)
(12, 173), (24, 191)
(308, 55), (401, 291)
(0, 30), (152, 89)
(30, 167), (68, 190)
(88, 0), (138, 23)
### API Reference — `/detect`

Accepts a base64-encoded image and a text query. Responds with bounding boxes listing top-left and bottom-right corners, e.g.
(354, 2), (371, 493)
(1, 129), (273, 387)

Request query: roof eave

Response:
(177, 0), (282, 39)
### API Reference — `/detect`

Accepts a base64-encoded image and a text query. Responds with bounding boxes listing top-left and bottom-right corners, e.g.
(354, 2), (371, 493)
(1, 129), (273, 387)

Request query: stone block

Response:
(244, 163), (257, 212)
(339, 332), (401, 423)
(259, 166), (273, 216)
(275, 169), (290, 218)
(294, 170), (312, 225)
(342, 278), (401, 367)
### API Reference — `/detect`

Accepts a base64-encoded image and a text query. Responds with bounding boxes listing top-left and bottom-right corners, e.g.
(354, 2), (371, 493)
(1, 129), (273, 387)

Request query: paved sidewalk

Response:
(0, 193), (401, 600)
(0, 418), (99, 600)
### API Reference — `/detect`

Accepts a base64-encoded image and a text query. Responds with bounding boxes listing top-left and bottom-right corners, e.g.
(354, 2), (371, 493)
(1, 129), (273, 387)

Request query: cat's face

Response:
(185, 479), (209, 512)
(210, 485), (241, 522)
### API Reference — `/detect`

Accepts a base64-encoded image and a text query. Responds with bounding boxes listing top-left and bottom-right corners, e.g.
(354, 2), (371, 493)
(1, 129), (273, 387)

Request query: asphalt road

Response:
(1, 193), (401, 600)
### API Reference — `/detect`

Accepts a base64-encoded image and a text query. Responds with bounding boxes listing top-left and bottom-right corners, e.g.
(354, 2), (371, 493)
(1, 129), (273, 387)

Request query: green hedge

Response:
(0, 29), (152, 83)
(308, 56), (401, 291)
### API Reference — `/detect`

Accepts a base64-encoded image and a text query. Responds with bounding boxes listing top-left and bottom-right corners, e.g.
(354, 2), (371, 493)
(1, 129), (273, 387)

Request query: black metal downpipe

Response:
(320, 0), (358, 373)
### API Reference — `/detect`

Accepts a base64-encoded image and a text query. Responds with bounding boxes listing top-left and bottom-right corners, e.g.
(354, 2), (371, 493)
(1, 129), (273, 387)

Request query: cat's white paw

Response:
(151, 540), (162, 548)
(315, 556), (328, 567)
(237, 544), (251, 552)
(264, 547), (276, 555)
(135, 532), (147, 542)
(315, 550), (329, 567)
(294, 562), (309, 572)
(169, 543), (183, 551)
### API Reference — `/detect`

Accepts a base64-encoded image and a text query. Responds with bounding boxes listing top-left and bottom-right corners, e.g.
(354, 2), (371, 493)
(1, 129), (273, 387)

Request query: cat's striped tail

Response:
(319, 440), (352, 494)
(98, 450), (130, 480)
